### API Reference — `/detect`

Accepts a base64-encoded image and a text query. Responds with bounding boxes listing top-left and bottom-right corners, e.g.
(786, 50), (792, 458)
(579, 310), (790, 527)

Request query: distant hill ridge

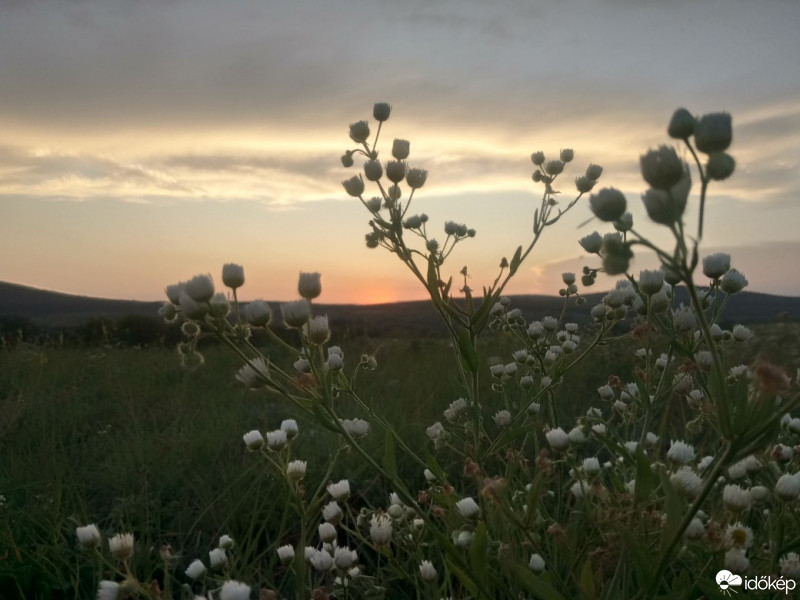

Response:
(1, 280), (799, 330)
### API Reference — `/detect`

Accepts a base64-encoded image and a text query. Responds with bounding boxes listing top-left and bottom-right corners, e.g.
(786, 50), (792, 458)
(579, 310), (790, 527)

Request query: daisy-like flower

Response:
(96, 580), (119, 600)
(310, 549), (334, 572)
(722, 484), (752, 513)
(220, 580), (251, 600)
(281, 299), (311, 328)
(724, 548), (750, 573)
(287, 460), (307, 482)
(242, 430), (264, 450)
(322, 501), (343, 524)
(670, 467), (703, 498)
(281, 419), (299, 439)
(236, 357), (270, 388)
(277, 544), (295, 564)
(775, 473), (800, 501)
(341, 418), (370, 438)
(108, 533), (134, 561)
(455, 497), (480, 518)
(185, 559), (207, 580)
(529, 553), (546, 573)
(545, 427), (569, 450)
(419, 560), (437, 582)
(684, 517), (705, 540)
(582, 457), (601, 476)
(318, 522), (337, 543)
(222, 263), (245, 290)
(333, 546), (358, 570)
(725, 522), (754, 549)
(370, 514), (393, 546)
(209, 547), (227, 568)
(243, 300), (271, 326)
(265, 429), (287, 451)
(298, 272), (322, 300)
(780, 552), (800, 578)
(666, 440), (696, 465)
(493, 410), (512, 427)
(76, 524), (101, 549)
(184, 274), (215, 302)
(327, 480), (351, 502)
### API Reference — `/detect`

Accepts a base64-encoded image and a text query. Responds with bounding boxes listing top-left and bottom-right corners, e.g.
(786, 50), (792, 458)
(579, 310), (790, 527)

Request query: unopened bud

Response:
(668, 108), (696, 139)
(706, 152), (735, 181)
(349, 120), (370, 144)
(385, 160), (406, 183)
(694, 112), (732, 154)
(640, 146), (685, 190)
(560, 148), (574, 162)
(342, 175), (365, 197)
(530, 151), (545, 166)
(373, 102), (391, 122)
(392, 139), (410, 160)
(407, 168), (428, 189)
(589, 188), (627, 222)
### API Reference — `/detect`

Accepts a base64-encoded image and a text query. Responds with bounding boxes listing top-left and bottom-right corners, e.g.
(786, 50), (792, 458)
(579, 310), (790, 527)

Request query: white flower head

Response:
(724, 548), (749, 573)
(277, 544), (295, 564)
(242, 429), (264, 451)
(243, 300), (272, 326)
(185, 558), (207, 580)
(341, 418), (370, 438)
(222, 263), (245, 290)
(266, 429), (288, 451)
(545, 427), (569, 450)
(443, 398), (468, 421)
(493, 409), (512, 427)
(281, 419), (299, 439)
(455, 497), (480, 519)
(780, 552), (800, 579)
(96, 580), (120, 600)
(702, 253), (731, 279)
(298, 272), (322, 300)
(287, 460), (307, 482)
(318, 522), (337, 543)
(370, 513), (393, 546)
(670, 467), (703, 498)
(419, 560), (437, 582)
(219, 534), (234, 550)
(281, 299), (311, 328)
(236, 357), (270, 389)
(327, 479), (351, 502)
(108, 532), (134, 561)
(185, 274), (215, 302)
(725, 522), (753, 549)
(666, 440), (696, 465)
(220, 580), (251, 600)
(723, 484), (752, 513)
(209, 547), (227, 568)
(775, 473), (800, 501)
(76, 524), (101, 549)
(322, 500), (343, 524)
(310, 549), (334, 572)
(333, 546), (358, 570)
(529, 553), (546, 573)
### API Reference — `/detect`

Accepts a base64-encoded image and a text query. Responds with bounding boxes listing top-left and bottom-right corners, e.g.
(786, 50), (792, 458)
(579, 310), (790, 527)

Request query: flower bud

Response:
(721, 269), (748, 294)
(545, 160), (564, 175)
(585, 164), (603, 180)
(641, 164), (691, 226)
(406, 168), (428, 189)
(392, 139), (410, 160)
(560, 148), (574, 162)
(342, 175), (365, 197)
(385, 160), (406, 183)
(614, 212), (633, 232)
(419, 560), (437, 582)
(668, 108), (696, 139)
(702, 253), (730, 279)
(575, 175), (595, 193)
(298, 272), (322, 299)
(363, 159), (383, 181)
(640, 146), (685, 190)
(579, 231), (603, 254)
(349, 120), (370, 144)
(243, 300), (272, 326)
(373, 102), (391, 122)
(341, 152), (354, 167)
(222, 263), (245, 289)
(601, 235), (632, 275)
(706, 152), (735, 181)
(530, 151), (545, 166)
(366, 196), (382, 212)
(694, 112), (732, 153)
(638, 269), (665, 295)
(281, 299), (311, 327)
(589, 188), (627, 222)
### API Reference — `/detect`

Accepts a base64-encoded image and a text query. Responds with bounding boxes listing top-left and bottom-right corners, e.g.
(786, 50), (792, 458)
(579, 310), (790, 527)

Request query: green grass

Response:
(1, 320), (796, 598)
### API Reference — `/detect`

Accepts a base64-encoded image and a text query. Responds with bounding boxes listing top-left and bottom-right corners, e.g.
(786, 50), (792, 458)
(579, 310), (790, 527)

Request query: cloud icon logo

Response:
(716, 569), (743, 591)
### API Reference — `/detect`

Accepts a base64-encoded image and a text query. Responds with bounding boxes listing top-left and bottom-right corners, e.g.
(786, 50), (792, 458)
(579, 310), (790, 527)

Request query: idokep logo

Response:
(716, 569), (797, 595)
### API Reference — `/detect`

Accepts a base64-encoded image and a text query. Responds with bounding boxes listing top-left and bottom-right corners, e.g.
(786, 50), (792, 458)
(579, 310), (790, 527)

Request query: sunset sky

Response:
(1, 0), (799, 304)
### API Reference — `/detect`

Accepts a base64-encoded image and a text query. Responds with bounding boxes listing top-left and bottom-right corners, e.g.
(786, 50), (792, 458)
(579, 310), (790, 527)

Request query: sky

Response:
(1, 0), (799, 305)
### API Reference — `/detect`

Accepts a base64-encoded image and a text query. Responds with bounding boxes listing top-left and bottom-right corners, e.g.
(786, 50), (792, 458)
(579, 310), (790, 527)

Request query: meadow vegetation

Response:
(2, 105), (800, 600)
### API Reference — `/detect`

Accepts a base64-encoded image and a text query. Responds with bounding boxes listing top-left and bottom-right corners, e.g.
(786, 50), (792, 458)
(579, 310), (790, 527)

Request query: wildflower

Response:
(694, 112), (732, 154)
(281, 299), (311, 327)
(370, 514), (393, 546)
(298, 272), (322, 300)
(392, 139), (410, 160)
(108, 533), (134, 561)
(455, 497), (480, 518)
(545, 159), (564, 175)
(601, 232), (632, 275)
(725, 522), (753, 548)
(209, 547), (227, 568)
(406, 168), (428, 189)
(493, 410), (512, 427)
(222, 264), (244, 290)
(597, 385), (614, 400)
(640, 146), (685, 190)
(589, 188), (627, 222)
(385, 160), (407, 183)
(706, 152), (736, 181)
(419, 560), (437, 582)
(724, 548), (749, 573)
(178, 291), (208, 320)
(579, 231), (603, 254)
(322, 501), (343, 524)
(426, 422), (445, 441)
(341, 418), (370, 438)
(443, 398), (468, 421)
(668, 108), (696, 139)
(277, 544), (295, 564)
(684, 517), (704, 540)
(545, 427), (569, 450)
(732, 324), (751, 342)
(287, 460), (307, 481)
(242, 430), (264, 450)
(671, 467), (703, 498)
(638, 269), (665, 296)
(306, 315), (330, 344)
(582, 457), (601, 476)
(723, 484), (752, 513)
(373, 102), (391, 122)
(423, 469), (437, 483)
(334, 547), (358, 570)
(455, 531), (474, 547)
(349, 121), (370, 144)
(667, 440), (696, 465)
(243, 300), (271, 326)
(185, 274), (215, 302)
(185, 558), (207, 580)
(586, 163), (603, 180)
(342, 174), (365, 197)
(96, 581), (119, 600)
(327, 480), (351, 502)
(529, 553), (546, 573)
(76, 524), (101, 549)
(780, 552), (800, 578)
(266, 429), (287, 451)
(220, 581), (250, 600)
(318, 522), (337, 543)
(568, 427), (586, 444)
(721, 269), (748, 294)
(702, 253), (731, 279)
(575, 175), (595, 193)
(672, 305), (696, 332)
(209, 293), (230, 317)
(570, 480), (589, 498)
(281, 419), (299, 439)
(775, 474), (800, 501)
(530, 151), (545, 165)
(641, 165), (691, 225)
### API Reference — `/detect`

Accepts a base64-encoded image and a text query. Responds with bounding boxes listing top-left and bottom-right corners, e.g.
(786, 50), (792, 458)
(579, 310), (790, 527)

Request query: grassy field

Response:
(1, 319), (798, 599)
